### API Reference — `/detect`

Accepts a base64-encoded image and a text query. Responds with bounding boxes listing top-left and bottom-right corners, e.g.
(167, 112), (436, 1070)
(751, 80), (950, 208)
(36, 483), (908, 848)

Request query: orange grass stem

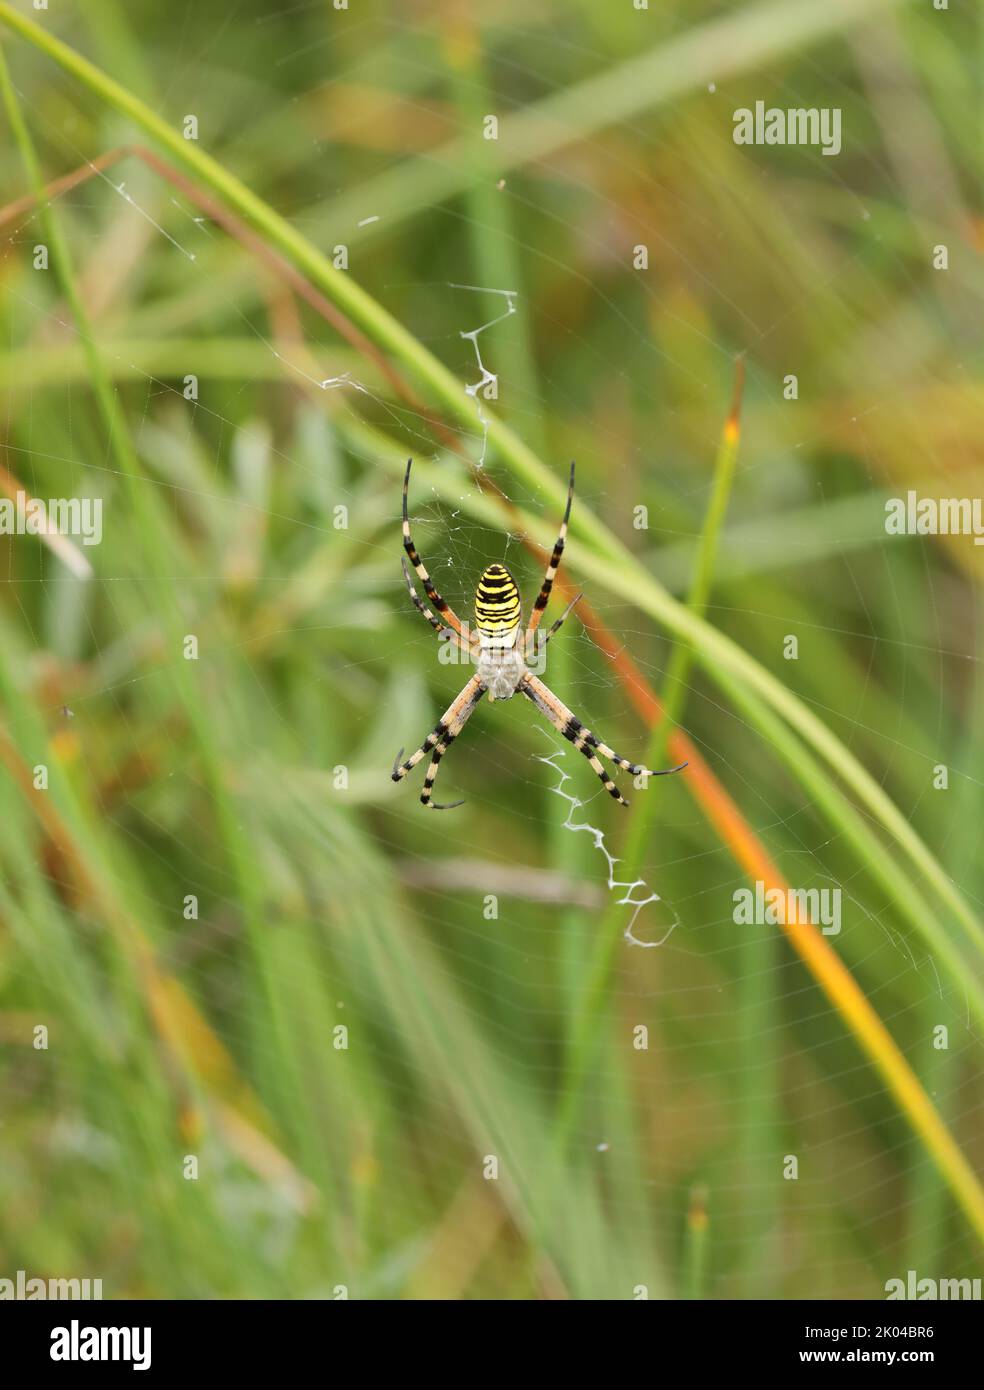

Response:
(572, 599), (984, 1243)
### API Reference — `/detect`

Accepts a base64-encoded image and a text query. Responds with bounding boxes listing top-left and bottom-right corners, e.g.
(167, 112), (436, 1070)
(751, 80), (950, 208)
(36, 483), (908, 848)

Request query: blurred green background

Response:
(0, 0), (981, 1299)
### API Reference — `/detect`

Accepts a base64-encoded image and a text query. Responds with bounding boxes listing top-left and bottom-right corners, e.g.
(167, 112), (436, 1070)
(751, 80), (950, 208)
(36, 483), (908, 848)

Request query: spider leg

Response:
(415, 677), (486, 809)
(418, 744), (464, 810)
(529, 591), (582, 659)
(525, 460), (574, 643)
(391, 673), (485, 808)
(520, 673), (687, 806)
(520, 676), (628, 804)
(402, 458), (467, 640)
(401, 556), (465, 645)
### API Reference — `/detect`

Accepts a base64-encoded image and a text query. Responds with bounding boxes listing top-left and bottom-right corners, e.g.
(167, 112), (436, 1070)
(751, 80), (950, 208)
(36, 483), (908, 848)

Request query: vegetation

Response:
(0, 0), (980, 1298)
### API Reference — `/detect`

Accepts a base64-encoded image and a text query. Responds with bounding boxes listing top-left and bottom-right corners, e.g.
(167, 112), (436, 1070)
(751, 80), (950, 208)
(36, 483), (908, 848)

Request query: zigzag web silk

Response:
(537, 744), (680, 950)
(449, 282), (517, 467)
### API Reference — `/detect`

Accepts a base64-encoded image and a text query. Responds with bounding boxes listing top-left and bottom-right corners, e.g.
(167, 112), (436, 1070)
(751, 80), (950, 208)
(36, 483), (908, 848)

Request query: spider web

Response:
(0, 0), (981, 1305)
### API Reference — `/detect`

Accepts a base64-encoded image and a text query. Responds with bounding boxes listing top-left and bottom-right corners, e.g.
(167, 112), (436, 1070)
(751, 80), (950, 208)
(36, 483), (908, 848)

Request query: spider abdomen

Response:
(474, 563), (521, 641)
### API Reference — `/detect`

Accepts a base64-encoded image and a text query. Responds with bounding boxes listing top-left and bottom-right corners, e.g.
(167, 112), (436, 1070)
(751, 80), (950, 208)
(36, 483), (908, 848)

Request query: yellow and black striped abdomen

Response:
(474, 563), (521, 638)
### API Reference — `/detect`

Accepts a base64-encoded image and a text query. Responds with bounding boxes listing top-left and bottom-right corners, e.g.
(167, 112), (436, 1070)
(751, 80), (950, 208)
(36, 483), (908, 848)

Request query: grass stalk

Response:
(550, 371), (743, 1150)
(0, 40), (298, 1166)
(683, 1186), (711, 1300)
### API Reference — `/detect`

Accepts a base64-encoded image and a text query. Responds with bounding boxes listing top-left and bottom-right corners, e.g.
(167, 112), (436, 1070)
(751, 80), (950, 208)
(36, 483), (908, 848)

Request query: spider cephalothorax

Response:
(392, 458), (686, 808)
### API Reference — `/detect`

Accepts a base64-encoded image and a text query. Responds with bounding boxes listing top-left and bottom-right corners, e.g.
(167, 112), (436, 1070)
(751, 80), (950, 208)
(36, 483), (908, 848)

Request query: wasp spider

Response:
(392, 458), (687, 809)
